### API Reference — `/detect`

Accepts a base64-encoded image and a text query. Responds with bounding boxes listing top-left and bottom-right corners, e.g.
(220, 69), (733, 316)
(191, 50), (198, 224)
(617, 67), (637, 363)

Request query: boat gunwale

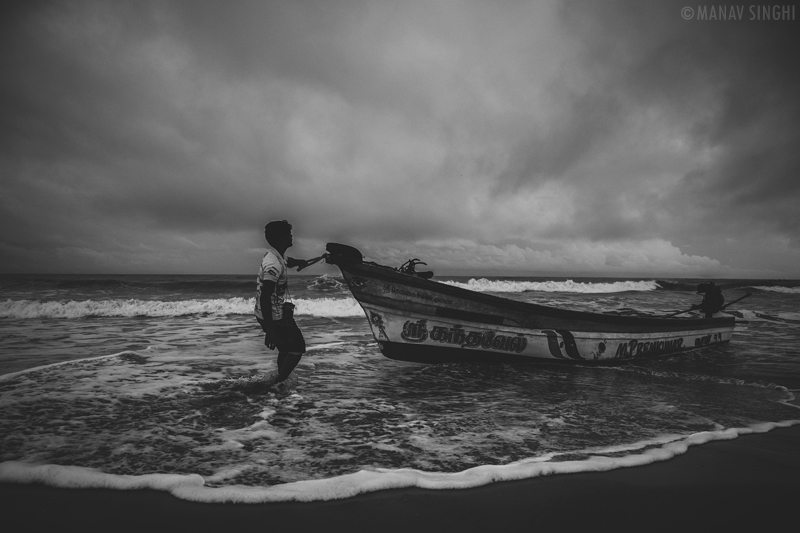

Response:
(335, 260), (736, 330)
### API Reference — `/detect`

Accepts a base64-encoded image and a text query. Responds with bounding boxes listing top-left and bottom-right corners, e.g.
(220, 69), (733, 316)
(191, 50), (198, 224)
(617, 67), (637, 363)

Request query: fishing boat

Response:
(324, 243), (736, 364)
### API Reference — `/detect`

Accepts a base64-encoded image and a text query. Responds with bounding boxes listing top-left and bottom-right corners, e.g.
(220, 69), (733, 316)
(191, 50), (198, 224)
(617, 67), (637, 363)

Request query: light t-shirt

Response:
(255, 245), (288, 321)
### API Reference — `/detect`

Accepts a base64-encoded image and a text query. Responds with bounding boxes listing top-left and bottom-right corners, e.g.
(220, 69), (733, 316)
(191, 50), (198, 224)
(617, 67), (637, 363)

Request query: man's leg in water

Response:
(275, 315), (306, 382)
(276, 350), (304, 382)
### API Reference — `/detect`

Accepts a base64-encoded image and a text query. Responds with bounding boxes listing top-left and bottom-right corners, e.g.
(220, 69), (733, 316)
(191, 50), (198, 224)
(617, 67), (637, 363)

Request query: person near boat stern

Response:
(255, 220), (309, 382)
(692, 281), (725, 318)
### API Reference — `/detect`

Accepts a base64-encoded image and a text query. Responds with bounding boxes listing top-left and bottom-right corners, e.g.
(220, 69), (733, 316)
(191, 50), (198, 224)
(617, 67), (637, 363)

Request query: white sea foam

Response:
(442, 279), (659, 293)
(0, 461), (205, 491)
(293, 298), (363, 317)
(0, 297), (363, 319)
(0, 298), (253, 318)
(731, 309), (800, 324)
(753, 286), (800, 294)
(2, 421), (797, 503)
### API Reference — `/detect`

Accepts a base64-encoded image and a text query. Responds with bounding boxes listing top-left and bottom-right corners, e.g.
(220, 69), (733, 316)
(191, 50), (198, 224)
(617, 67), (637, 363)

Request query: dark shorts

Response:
(257, 307), (305, 354)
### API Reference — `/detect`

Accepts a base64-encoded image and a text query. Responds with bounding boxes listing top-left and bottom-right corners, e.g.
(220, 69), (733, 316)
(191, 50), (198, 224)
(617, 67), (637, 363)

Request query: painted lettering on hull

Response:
(401, 321), (527, 354)
(614, 338), (686, 359)
(382, 284), (454, 306)
(695, 333), (723, 347)
(401, 319), (428, 342)
(397, 317), (723, 361)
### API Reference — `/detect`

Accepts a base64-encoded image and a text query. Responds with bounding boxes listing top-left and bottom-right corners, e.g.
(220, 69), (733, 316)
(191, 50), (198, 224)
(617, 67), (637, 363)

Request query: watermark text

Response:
(682, 5), (796, 20)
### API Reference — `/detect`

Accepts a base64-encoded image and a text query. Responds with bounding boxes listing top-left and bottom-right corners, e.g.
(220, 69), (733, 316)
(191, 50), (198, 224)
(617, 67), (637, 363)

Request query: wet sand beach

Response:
(4, 424), (798, 532)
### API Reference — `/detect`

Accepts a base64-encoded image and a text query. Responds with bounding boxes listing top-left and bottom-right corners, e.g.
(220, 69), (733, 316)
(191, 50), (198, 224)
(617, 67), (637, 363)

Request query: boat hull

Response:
(362, 303), (731, 364)
(332, 258), (735, 364)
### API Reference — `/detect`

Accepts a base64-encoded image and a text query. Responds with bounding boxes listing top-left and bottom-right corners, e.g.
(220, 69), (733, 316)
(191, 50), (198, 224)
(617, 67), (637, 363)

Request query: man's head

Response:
(696, 281), (715, 294)
(264, 220), (293, 249)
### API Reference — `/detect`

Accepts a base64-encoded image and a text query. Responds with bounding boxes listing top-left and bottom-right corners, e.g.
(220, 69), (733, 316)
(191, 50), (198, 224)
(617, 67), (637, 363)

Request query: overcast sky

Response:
(2, 0), (799, 277)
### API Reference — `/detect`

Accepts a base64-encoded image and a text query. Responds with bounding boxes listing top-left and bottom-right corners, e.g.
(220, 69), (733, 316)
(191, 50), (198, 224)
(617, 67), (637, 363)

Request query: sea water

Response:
(1, 273), (799, 502)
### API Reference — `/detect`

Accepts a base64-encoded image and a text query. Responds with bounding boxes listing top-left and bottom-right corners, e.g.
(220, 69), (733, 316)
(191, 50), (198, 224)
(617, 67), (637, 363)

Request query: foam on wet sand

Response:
(3, 424), (799, 530)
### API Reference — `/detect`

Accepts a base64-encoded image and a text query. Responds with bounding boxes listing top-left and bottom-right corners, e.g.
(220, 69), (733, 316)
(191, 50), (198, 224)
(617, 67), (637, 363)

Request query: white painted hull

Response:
(362, 303), (733, 363)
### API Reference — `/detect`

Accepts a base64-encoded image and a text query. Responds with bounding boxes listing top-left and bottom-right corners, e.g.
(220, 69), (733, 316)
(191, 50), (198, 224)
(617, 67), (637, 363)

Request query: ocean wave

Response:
(294, 297), (362, 317)
(0, 297), (363, 319)
(443, 279), (659, 293)
(306, 275), (345, 292)
(654, 280), (698, 291)
(751, 286), (800, 294)
(1, 277), (255, 292)
(656, 280), (800, 293)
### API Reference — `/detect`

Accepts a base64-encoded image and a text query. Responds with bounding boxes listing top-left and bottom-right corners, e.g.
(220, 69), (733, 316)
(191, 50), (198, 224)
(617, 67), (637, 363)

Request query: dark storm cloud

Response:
(1, 0), (798, 275)
(557, 0), (800, 245)
(166, 0), (366, 80)
(2, 2), (284, 243)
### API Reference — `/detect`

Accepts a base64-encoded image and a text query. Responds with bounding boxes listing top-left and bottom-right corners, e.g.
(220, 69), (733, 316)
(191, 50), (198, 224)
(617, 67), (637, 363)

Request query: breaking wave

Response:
(443, 279), (660, 294)
(306, 274), (345, 292)
(0, 297), (363, 319)
(751, 286), (800, 294)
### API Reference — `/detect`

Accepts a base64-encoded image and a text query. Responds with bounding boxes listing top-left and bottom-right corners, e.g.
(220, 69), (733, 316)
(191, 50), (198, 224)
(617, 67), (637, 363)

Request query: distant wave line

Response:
(443, 279), (660, 293)
(655, 280), (800, 293)
(751, 286), (800, 294)
(0, 297), (363, 319)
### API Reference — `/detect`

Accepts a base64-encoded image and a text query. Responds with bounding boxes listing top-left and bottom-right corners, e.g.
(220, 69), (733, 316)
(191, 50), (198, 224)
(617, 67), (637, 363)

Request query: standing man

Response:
(256, 220), (309, 383)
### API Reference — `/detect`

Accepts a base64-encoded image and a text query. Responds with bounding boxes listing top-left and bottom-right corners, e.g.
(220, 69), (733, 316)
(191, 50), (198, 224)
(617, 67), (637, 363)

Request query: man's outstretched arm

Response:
(285, 257), (309, 270)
